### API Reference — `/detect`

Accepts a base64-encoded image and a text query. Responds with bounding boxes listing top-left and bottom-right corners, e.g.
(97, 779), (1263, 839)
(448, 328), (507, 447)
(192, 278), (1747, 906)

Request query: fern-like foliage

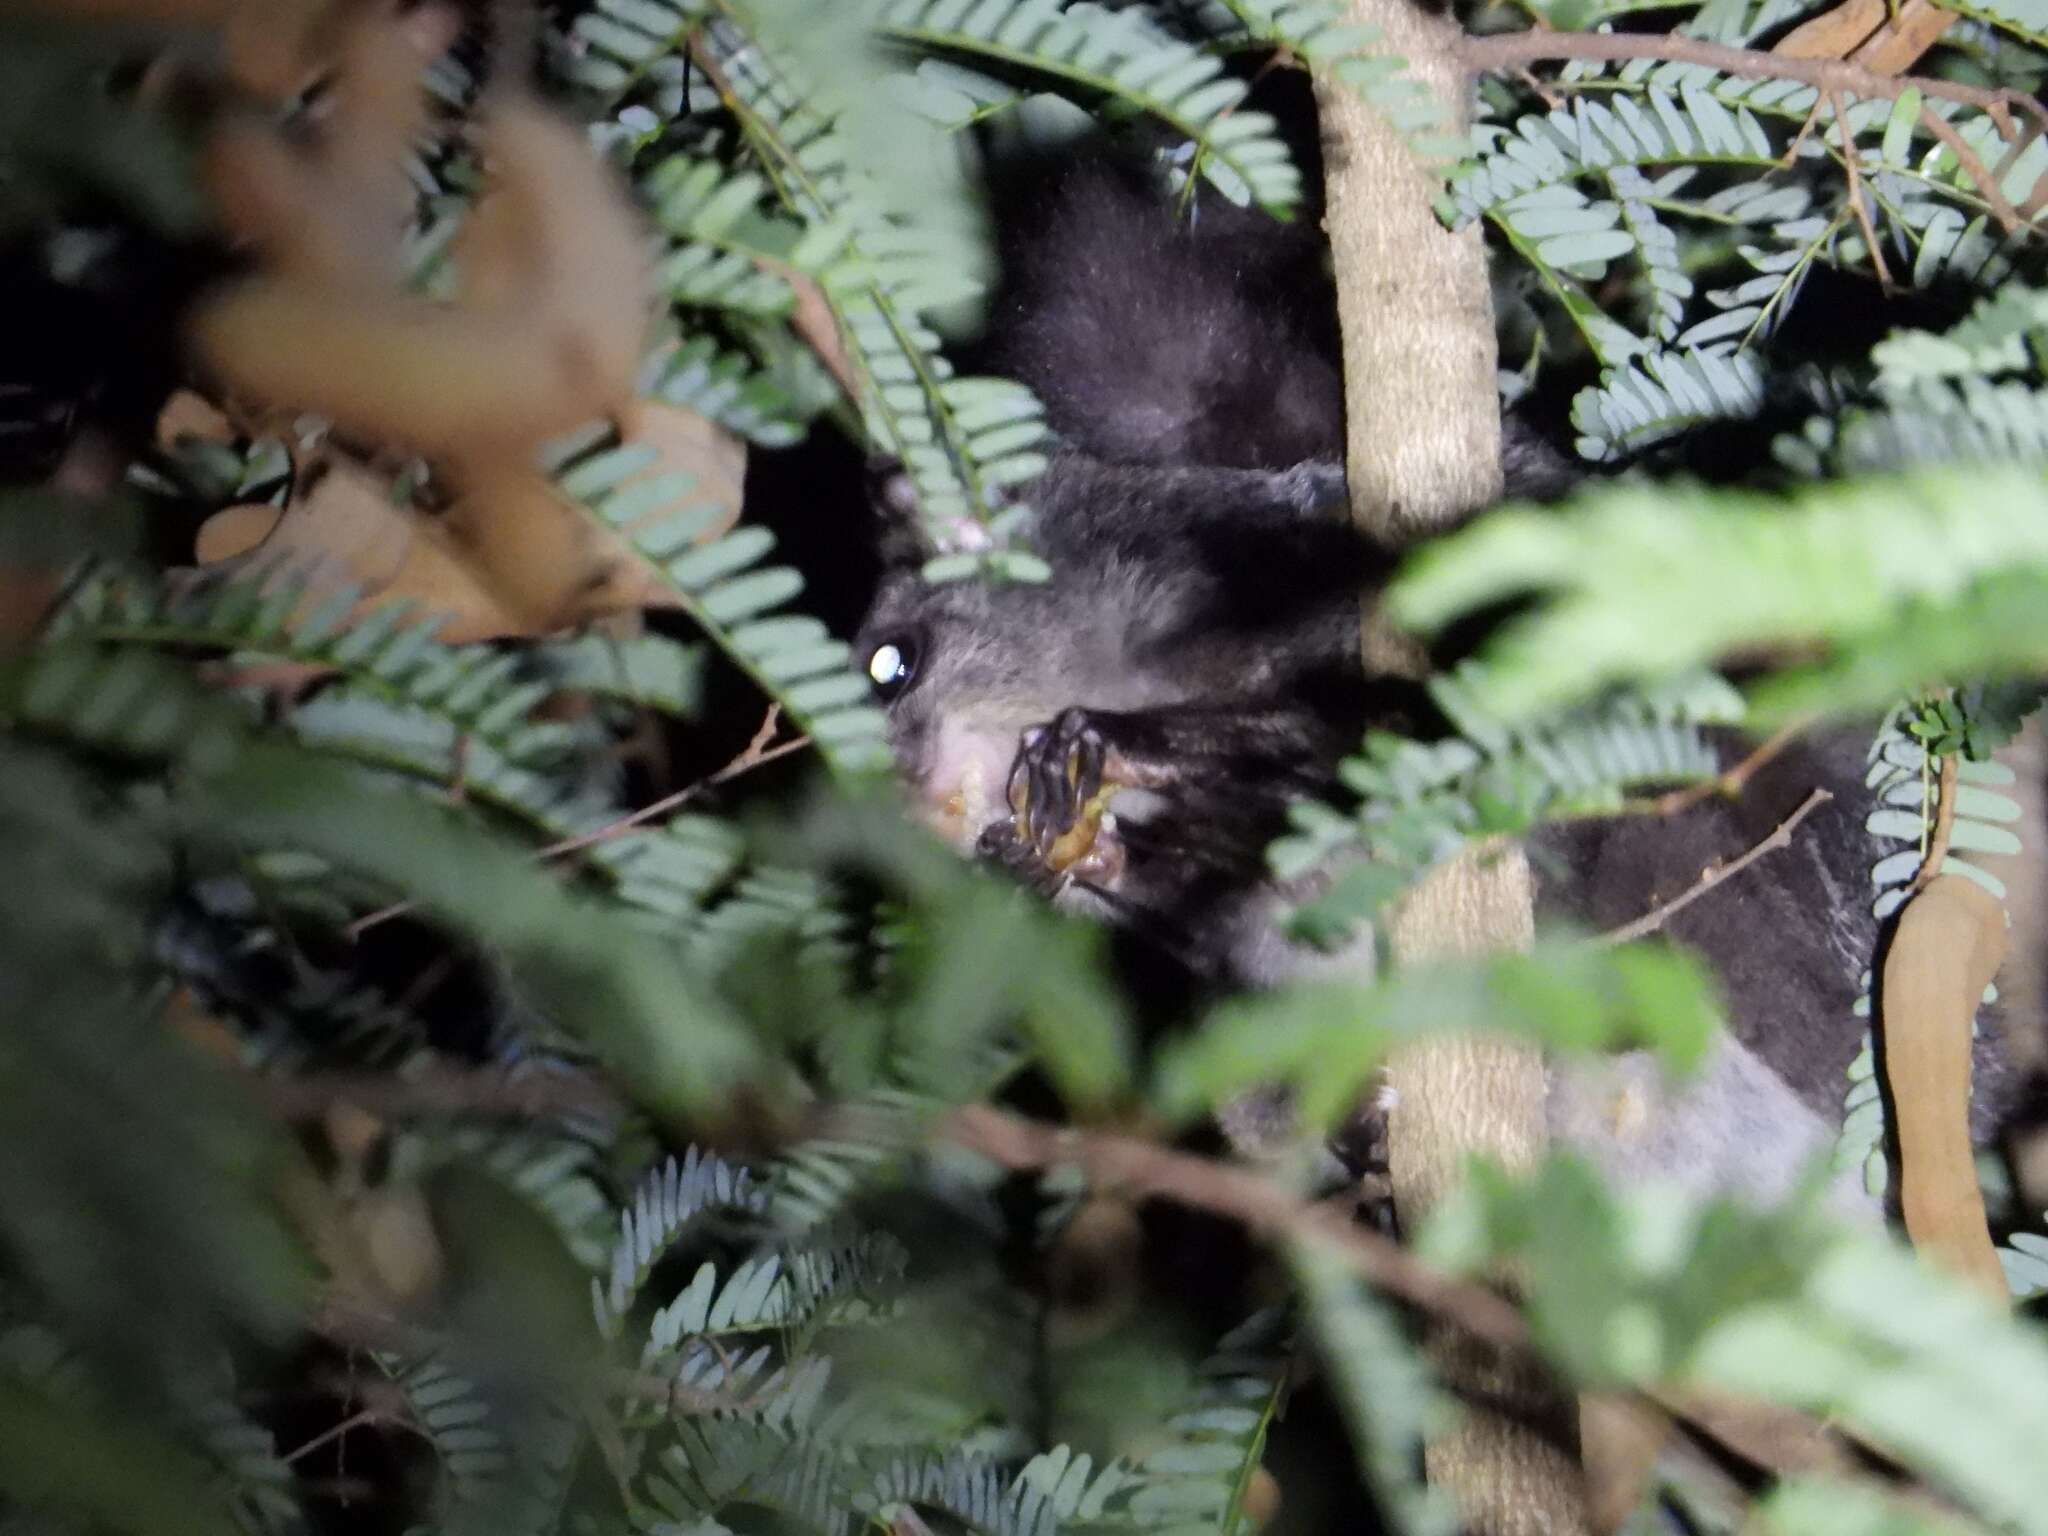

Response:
(527, 631), (706, 721)
(1459, 47), (2048, 423)
(1388, 465), (2048, 726)
(874, 1), (1302, 214)
(766, 1089), (939, 1234)
(1153, 939), (1717, 1133)
(43, 568), (642, 842)
(1864, 705), (2026, 920)
(168, 1353), (299, 1536)
(1271, 665), (1740, 946)
(596, 1148), (769, 1339)
(1785, 283), (2048, 477)
(1452, 88), (1787, 367)
(1291, 1250), (1453, 1536)
(584, 811), (749, 922)
(555, 436), (894, 773)
(1115, 1311), (1289, 1536)
(641, 332), (836, 448)
(654, 7), (1055, 562)
(1571, 346), (1767, 460)
(18, 6), (2048, 1536)
(399, 1359), (504, 1495)
(646, 154), (843, 319)
(2002, 1227), (2048, 1297)
(1420, 1159), (2048, 1536)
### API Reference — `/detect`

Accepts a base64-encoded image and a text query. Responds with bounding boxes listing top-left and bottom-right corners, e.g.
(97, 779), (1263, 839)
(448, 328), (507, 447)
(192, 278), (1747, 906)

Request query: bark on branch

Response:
(1317, 5), (1582, 1530)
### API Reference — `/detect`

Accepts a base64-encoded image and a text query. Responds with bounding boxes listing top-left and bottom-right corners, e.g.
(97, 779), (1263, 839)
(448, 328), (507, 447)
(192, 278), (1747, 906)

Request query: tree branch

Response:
(940, 1105), (1898, 1495)
(262, 1074), (1893, 1496)
(942, 1102), (1532, 1350)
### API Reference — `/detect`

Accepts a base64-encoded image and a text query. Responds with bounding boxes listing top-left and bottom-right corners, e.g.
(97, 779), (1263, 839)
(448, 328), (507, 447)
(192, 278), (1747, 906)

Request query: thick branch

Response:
(1320, 2), (1567, 1524)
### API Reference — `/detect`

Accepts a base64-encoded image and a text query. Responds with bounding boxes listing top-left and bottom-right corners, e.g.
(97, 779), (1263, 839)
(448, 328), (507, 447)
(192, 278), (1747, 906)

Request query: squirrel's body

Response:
(856, 137), (2031, 1206)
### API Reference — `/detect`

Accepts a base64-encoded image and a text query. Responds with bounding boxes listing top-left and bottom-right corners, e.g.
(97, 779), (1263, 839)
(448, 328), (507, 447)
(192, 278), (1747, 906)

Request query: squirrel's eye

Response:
(866, 637), (919, 701)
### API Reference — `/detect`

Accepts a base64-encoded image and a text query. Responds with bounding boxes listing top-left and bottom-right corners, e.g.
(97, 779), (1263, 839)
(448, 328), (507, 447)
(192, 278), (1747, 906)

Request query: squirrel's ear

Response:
(866, 453), (1035, 564)
(865, 455), (930, 567)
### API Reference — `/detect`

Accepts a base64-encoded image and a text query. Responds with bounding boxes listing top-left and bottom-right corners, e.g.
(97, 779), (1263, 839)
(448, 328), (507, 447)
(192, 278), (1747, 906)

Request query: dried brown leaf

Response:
(619, 397), (747, 533)
(190, 95), (652, 463)
(193, 423), (744, 642)
(1774, 0), (1956, 67)
(1882, 874), (2011, 1301)
(195, 463), (533, 641)
(1852, 0), (1961, 74)
(1774, 0), (1890, 58)
(439, 465), (682, 632)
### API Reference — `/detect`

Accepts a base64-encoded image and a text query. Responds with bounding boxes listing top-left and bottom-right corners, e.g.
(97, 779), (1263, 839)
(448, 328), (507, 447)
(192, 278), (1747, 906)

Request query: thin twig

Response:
(1599, 787), (1832, 946)
(1781, 93), (1828, 166)
(1648, 719), (1807, 817)
(939, 1107), (1903, 1488)
(1912, 753), (1961, 893)
(281, 1405), (409, 1466)
(1916, 105), (2025, 232)
(1516, 65), (1563, 109)
(530, 707), (798, 864)
(344, 710), (808, 938)
(273, 1075), (1877, 1486)
(681, 31), (861, 402)
(1831, 89), (1895, 288)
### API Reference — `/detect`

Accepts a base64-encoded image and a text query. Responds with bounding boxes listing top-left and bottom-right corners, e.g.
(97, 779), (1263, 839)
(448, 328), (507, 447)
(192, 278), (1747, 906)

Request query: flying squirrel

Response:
(853, 136), (2035, 1214)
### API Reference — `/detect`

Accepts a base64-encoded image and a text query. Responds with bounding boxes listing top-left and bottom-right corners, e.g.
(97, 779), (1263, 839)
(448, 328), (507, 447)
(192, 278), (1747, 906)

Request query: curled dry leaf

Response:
(182, 4), (744, 642)
(198, 463), (532, 642)
(434, 400), (743, 631)
(1850, 0), (1961, 73)
(1774, 0), (1955, 68)
(190, 91), (652, 462)
(615, 396), (746, 535)
(1881, 873), (2011, 1302)
(197, 399), (744, 640)
(436, 466), (677, 634)
(1774, 0), (1891, 58)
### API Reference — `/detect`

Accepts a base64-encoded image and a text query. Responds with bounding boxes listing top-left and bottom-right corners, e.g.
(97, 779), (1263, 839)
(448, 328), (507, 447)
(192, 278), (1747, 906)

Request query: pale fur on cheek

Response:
(906, 715), (1033, 853)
